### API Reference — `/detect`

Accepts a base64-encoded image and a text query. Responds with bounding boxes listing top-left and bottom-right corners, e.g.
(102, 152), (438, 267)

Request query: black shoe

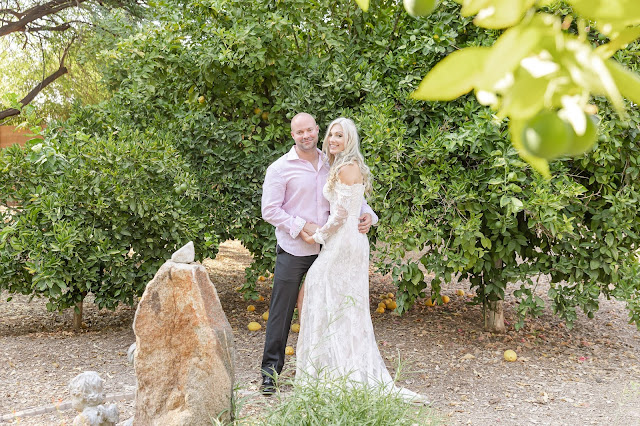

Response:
(261, 376), (276, 396)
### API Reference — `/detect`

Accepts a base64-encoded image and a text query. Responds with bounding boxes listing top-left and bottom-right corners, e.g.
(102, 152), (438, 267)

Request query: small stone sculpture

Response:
(170, 241), (195, 263)
(69, 371), (119, 426)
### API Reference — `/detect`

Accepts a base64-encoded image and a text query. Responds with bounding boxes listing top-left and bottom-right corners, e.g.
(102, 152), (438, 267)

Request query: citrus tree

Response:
(351, 0), (640, 330)
(2, 0), (638, 332)
(356, 0), (640, 177)
(88, 0), (640, 331)
(0, 110), (216, 327)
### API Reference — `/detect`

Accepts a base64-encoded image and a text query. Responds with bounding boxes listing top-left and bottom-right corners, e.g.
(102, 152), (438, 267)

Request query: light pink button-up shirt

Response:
(262, 146), (378, 256)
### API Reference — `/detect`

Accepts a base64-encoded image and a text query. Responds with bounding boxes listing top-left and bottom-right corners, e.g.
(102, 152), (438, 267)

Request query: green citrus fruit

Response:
(521, 110), (574, 159)
(565, 115), (598, 157)
(403, 0), (438, 17)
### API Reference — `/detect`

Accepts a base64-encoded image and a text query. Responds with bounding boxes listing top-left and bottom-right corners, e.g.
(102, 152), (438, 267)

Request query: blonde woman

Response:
(298, 117), (428, 404)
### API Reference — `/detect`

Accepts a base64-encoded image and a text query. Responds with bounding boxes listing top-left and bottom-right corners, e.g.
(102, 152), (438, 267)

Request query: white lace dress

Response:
(295, 181), (427, 404)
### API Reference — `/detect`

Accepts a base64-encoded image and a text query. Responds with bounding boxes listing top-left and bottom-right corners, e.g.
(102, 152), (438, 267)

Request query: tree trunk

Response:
(73, 300), (83, 330)
(484, 299), (506, 333)
(484, 258), (506, 333)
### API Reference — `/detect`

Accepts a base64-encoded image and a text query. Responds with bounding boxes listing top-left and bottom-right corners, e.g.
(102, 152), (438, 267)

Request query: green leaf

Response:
(568, 0), (640, 34)
(605, 59), (640, 105)
(596, 27), (640, 59)
(511, 197), (524, 211)
(354, 0), (369, 12)
(475, 16), (547, 92)
(412, 47), (490, 101)
(467, 0), (536, 29)
(509, 118), (551, 178)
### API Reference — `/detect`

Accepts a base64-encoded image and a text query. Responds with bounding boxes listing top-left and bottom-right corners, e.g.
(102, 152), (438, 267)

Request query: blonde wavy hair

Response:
(321, 117), (372, 195)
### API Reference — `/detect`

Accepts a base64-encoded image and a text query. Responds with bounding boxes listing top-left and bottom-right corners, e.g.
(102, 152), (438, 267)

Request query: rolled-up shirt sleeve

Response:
(360, 199), (379, 226)
(262, 165), (306, 238)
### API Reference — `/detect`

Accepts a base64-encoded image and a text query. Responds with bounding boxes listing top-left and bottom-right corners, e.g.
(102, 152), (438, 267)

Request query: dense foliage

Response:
(0, 114), (215, 312)
(1, 0), (638, 329)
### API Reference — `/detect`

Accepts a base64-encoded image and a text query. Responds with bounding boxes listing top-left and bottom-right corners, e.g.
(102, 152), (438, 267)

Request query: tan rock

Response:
(133, 261), (235, 425)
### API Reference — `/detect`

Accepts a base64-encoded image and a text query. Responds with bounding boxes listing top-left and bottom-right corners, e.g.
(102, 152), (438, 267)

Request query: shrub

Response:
(0, 124), (216, 314)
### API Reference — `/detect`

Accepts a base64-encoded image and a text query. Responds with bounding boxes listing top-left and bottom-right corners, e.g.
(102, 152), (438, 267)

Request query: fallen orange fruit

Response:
(285, 346), (294, 356)
(442, 295), (450, 304)
(291, 323), (300, 333)
(262, 311), (269, 321)
(504, 350), (517, 362)
(247, 305), (256, 312)
(248, 322), (261, 331)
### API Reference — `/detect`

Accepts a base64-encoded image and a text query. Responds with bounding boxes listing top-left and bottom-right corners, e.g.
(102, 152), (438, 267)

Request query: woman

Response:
(296, 117), (427, 404)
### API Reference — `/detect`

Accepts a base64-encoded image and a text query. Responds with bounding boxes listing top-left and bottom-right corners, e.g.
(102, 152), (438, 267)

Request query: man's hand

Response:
(303, 222), (318, 235)
(299, 229), (316, 245)
(358, 213), (372, 234)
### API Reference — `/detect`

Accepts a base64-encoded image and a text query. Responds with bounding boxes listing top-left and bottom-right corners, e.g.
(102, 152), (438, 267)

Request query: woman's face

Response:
(328, 124), (346, 155)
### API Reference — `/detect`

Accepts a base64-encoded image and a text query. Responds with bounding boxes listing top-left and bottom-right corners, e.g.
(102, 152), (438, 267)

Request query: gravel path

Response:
(1, 240), (639, 425)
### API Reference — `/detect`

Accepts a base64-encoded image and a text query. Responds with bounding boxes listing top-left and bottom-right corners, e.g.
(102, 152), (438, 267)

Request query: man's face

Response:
(291, 115), (319, 153)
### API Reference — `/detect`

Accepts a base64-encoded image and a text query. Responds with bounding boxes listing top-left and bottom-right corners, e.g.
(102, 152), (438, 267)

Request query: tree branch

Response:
(26, 22), (71, 32)
(0, 0), (89, 37)
(0, 39), (74, 121)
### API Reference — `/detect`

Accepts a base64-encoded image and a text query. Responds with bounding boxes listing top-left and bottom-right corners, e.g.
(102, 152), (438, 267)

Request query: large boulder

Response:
(133, 257), (235, 425)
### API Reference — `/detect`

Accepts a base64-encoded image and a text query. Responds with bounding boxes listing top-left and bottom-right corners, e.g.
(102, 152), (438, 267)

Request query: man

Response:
(260, 112), (377, 395)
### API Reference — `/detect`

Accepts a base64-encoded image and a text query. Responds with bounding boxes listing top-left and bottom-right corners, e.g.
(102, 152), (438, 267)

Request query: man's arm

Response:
(261, 165), (306, 238)
(360, 198), (378, 225)
(358, 198), (378, 233)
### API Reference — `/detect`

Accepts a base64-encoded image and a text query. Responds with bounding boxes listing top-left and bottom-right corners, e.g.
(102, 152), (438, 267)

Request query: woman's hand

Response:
(300, 229), (316, 245)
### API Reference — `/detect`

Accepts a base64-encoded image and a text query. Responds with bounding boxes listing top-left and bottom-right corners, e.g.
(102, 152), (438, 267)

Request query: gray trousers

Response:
(261, 245), (317, 378)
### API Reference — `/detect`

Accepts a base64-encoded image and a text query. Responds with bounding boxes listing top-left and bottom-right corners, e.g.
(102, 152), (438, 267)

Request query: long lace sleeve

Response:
(312, 205), (348, 245)
(312, 185), (354, 245)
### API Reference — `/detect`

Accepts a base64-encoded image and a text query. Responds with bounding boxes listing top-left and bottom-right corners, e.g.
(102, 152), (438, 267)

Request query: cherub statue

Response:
(69, 371), (119, 426)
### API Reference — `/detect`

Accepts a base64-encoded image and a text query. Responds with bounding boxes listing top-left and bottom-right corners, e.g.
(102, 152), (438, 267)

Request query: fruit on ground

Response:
(565, 114), (598, 156)
(385, 300), (398, 310)
(504, 349), (517, 362)
(247, 305), (256, 312)
(403, 0), (438, 17)
(442, 295), (450, 304)
(291, 323), (300, 333)
(285, 346), (295, 356)
(257, 295), (265, 302)
(425, 298), (435, 307)
(262, 311), (269, 321)
(378, 302), (386, 309)
(521, 110), (573, 159)
(258, 275), (266, 282)
(456, 289), (465, 296)
(387, 292), (395, 299)
(376, 306), (385, 313)
(248, 322), (262, 331)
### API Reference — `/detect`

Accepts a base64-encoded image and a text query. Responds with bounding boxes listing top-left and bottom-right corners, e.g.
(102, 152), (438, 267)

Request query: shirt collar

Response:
(286, 146), (326, 164)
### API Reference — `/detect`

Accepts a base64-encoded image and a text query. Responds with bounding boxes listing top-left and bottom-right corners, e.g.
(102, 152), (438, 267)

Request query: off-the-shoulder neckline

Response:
(335, 181), (365, 188)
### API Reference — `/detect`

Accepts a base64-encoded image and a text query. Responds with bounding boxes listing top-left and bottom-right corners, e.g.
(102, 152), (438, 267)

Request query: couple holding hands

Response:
(260, 113), (427, 404)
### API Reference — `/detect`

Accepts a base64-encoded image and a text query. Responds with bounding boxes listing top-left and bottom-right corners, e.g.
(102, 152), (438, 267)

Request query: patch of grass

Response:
(260, 375), (440, 426)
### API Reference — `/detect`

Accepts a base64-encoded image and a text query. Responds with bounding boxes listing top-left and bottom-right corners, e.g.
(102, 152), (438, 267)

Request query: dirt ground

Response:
(1, 239), (639, 425)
